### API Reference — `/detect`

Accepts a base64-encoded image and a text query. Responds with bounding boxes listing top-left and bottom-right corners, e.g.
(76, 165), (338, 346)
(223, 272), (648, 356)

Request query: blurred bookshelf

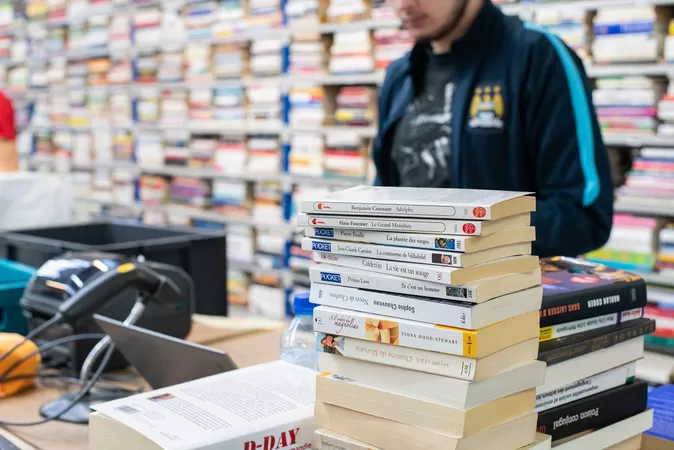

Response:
(7, 0), (674, 332)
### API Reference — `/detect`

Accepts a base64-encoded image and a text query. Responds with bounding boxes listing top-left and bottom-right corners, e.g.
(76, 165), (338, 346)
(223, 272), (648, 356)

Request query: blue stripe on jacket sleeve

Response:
(523, 22), (601, 207)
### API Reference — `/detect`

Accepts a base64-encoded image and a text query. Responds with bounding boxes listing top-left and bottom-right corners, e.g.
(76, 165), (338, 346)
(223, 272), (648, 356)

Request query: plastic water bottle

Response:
(280, 292), (318, 371)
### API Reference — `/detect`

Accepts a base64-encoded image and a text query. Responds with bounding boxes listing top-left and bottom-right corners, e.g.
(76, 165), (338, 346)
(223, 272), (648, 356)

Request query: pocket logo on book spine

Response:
(312, 241), (332, 252)
(320, 272), (342, 283)
(313, 228), (334, 238)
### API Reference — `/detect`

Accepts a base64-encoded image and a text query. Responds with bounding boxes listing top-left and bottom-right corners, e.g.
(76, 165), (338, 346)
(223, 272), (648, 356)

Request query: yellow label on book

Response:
(539, 326), (553, 342)
(462, 334), (476, 358)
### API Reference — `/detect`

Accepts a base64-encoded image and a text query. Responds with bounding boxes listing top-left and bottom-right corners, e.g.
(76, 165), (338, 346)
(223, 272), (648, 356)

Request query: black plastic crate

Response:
(0, 221), (228, 315)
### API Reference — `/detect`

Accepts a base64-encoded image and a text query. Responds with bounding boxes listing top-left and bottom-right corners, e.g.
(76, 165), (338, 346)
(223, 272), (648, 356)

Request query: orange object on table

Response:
(0, 333), (40, 398)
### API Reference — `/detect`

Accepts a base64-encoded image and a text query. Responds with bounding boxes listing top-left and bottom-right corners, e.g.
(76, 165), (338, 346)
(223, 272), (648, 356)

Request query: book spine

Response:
(305, 227), (470, 252)
(535, 362), (636, 412)
(315, 429), (376, 450)
(539, 318), (654, 366)
(543, 382), (647, 438)
(539, 308), (645, 342)
(303, 237), (465, 267)
(301, 200), (487, 219)
(309, 265), (478, 302)
(313, 252), (458, 284)
(539, 281), (647, 327)
(300, 214), (485, 235)
(313, 306), (475, 357)
(537, 381), (647, 442)
(315, 332), (477, 381)
(310, 283), (474, 328)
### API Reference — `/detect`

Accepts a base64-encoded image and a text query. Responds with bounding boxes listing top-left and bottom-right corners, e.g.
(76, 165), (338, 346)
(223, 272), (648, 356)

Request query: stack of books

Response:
(619, 148), (674, 202)
(286, 0), (320, 25)
(536, 9), (588, 61)
(213, 86), (245, 125)
(298, 186), (550, 450)
(247, 134), (280, 173)
(160, 89), (189, 127)
(189, 136), (217, 167)
(289, 133), (324, 177)
(594, 76), (662, 136)
(536, 257), (655, 448)
(163, 130), (190, 167)
(213, 0), (244, 38)
(189, 88), (214, 123)
(246, 0), (283, 31)
(373, 27), (412, 70)
(184, 0), (216, 42)
(592, 7), (669, 64)
(214, 136), (247, 173)
(323, 132), (368, 180)
(108, 14), (131, 51)
(657, 225), (674, 275)
(289, 32), (325, 75)
(213, 43), (245, 79)
(169, 176), (211, 208)
(327, 0), (370, 22)
(585, 214), (659, 272)
(334, 85), (376, 127)
(185, 44), (212, 83)
(158, 51), (184, 82)
(289, 86), (325, 127)
(250, 39), (284, 77)
(246, 82), (282, 126)
(330, 30), (374, 75)
(135, 131), (163, 168)
(211, 180), (249, 216)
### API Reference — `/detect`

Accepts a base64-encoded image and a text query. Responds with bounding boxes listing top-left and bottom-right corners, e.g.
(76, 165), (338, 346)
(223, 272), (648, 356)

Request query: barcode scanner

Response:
(57, 262), (183, 323)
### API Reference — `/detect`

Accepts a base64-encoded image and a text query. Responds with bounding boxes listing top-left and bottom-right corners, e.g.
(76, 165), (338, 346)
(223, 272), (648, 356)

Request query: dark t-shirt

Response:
(391, 50), (456, 187)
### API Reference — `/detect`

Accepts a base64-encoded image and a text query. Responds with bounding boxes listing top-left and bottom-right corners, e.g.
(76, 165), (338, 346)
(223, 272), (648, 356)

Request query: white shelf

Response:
(603, 134), (674, 147)
(615, 197), (674, 217)
(586, 63), (674, 77)
(294, 19), (401, 34)
(501, 0), (674, 15)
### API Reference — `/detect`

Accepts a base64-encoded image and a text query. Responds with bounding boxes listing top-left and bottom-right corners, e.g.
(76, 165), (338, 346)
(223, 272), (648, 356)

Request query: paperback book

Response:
(297, 212), (531, 236)
(299, 186), (536, 220)
(312, 305), (540, 358)
(309, 282), (543, 329)
(309, 263), (542, 303)
(304, 226), (536, 253)
(540, 257), (647, 327)
(302, 237), (532, 268)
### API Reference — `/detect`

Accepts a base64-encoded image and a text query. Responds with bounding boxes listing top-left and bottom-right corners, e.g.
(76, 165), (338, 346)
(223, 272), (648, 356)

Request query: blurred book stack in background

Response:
(586, 214), (659, 272)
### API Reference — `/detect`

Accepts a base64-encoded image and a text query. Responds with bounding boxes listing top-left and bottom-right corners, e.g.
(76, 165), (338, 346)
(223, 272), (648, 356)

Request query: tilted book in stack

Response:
(298, 186), (549, 450)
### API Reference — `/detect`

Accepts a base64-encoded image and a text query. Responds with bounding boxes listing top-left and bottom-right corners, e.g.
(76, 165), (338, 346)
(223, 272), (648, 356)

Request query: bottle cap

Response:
(293, 291), (316, 316)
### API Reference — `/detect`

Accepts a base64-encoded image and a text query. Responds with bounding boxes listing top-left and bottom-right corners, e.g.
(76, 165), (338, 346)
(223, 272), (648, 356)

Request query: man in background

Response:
(374, 0), (614, 257)
(0, 90), (17, 172)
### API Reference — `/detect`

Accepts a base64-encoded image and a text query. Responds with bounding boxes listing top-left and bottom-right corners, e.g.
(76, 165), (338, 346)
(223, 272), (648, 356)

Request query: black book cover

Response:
(537, 380), (648, 442)
(540, 257), (647, 327)
(539, 318), (656, 366)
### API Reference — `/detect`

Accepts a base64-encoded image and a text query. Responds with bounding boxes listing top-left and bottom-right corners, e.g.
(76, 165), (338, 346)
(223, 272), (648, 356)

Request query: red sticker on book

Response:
(473, 207), (487, 218)
(463, 223), (476, 234)
(570, 275), (600, 284)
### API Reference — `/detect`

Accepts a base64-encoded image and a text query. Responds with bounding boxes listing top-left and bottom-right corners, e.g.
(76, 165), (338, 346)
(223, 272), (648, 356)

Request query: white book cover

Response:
(310, 282), (542, 329)
(91, 361), (317, 450)
(302, 237), (531, 268)
(297, 212), (531, 236)
(304, 226), (536, 253)
(313, 251), (540, 286)
(309, 264), (541, 303)
(535, 362), (637, 412)
(299, 186), (535, 220)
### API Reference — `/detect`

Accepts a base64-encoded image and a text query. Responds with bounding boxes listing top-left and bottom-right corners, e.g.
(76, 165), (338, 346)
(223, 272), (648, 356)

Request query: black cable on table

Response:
(0, 343), (116, 427)
(0, 333), (105, 384)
